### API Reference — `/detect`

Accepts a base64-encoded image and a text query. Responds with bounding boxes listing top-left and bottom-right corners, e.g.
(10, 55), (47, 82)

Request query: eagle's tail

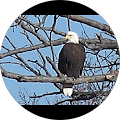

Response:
(63, 88), (73, 97)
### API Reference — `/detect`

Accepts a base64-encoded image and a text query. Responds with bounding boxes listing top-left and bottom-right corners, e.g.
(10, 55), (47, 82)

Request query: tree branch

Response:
(30, 91), (61, 98)
(1, 66), (118, 84)
(46, 56), (62, 77)
(54, 90), (111, 105)
(15, 17), (49, 44)
(60, 15), (114, 35)
(0, 37), (118, 59)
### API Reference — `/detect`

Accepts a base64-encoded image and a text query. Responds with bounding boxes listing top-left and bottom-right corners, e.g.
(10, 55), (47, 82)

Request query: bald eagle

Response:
(58, 31), (86, 96)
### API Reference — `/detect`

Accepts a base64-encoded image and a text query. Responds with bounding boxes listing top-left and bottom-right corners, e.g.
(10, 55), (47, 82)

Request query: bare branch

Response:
(60, 15), (114, 35)
(67, 15), (71, 31)
(5, 36), (39, 75)
(30, 91), (61, 98)
(46, 56), (62, 77)
(0, 37), (118, 59)
(55, 90), (111, 105)
(15, 17), (49, 44)
(49, 15), (58, 63)
(0, 38), (65, 59)
(27, 59), (51, 76)
(1, 66), (118, 84)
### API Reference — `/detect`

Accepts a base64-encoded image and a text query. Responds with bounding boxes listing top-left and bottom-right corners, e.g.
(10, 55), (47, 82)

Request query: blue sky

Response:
(0, 15), (117, 105)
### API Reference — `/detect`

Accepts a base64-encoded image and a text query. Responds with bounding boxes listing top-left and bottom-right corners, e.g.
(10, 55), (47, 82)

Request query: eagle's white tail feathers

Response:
(63, 88), (73, 96)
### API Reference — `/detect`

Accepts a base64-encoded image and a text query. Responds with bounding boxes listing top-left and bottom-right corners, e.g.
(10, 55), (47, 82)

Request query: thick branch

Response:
(1, 66), (118, 84)
(0, 38), (65, 59)
(61, 15), (114, 35)
(0, 37), (118, 59)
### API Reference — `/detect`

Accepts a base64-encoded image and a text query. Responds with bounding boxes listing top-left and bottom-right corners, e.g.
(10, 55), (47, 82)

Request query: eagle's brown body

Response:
(58, 43), (85, 79)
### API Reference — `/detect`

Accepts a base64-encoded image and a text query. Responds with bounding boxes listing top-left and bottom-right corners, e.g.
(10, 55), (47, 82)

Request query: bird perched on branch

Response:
(58, 31), (86, 96)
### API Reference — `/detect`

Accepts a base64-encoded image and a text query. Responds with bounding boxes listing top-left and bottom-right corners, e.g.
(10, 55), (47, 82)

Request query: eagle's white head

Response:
(65, 31), (79, 44)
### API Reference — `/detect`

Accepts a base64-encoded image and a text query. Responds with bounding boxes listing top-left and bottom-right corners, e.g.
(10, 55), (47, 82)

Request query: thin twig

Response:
(49, 15), (58, 64)
(67, 15), (71, 31)
(30, 91), (61, 98)
(46, 56), (63, 77)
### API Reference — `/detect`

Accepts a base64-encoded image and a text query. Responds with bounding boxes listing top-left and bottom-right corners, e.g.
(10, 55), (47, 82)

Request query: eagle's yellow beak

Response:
(65, 35), (69, 40)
